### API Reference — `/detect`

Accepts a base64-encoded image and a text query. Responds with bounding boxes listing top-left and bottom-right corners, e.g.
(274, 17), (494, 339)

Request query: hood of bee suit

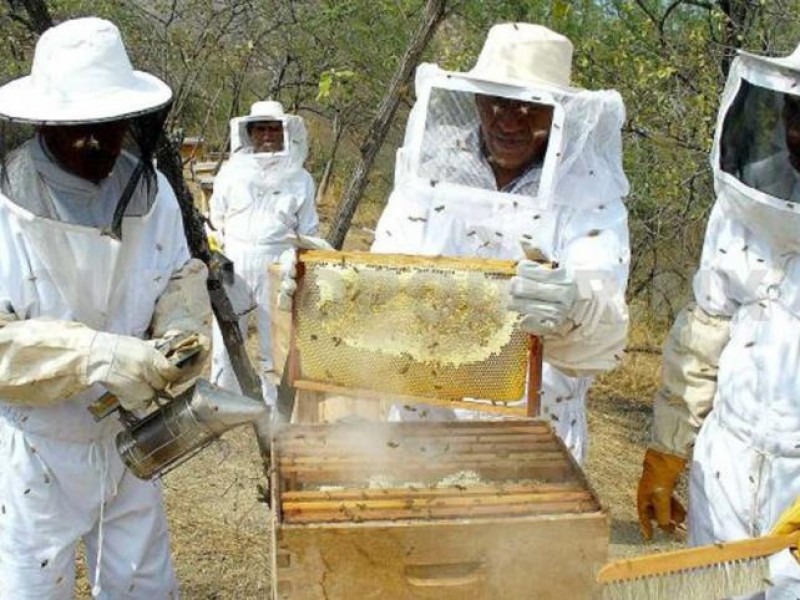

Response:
(222, 101), (309, 189)
(391, 61), (627, 224)
(710, 44), (800, 252)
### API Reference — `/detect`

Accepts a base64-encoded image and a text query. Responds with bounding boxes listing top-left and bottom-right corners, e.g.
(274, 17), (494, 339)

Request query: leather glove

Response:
(772, 496), (800, 562)
(277, 233), (333, 312)
(773, 497), (800, 536)
(508, 259), (577, 336)
(87, 332), (181, 412)
(637, 448), (687, 540)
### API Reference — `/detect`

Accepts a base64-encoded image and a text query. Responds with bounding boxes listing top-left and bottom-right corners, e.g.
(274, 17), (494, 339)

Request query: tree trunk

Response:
(14, 0), (53, 33)
(326, 0), (449, 249)
(316, 110), (343, 204)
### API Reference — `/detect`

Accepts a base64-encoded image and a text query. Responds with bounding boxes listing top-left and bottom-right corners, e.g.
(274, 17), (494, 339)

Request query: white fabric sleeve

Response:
(297, 170), (320, 237)
(651, 202), (737, 457)
(651, 303), (731, 457)
(0, 315), (109, 405)
(542, 203), (630, 376)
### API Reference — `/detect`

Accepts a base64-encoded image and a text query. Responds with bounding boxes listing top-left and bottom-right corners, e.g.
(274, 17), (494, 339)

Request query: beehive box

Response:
(271, 420), (607, 599)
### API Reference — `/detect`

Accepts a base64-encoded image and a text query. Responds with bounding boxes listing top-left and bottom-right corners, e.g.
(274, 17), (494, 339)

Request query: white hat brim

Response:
(0, 70), (172, 124)
(455, 69), (582, 96)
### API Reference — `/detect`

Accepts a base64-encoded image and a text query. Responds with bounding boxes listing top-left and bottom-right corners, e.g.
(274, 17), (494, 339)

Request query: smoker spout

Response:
(190, 378), (270, 435)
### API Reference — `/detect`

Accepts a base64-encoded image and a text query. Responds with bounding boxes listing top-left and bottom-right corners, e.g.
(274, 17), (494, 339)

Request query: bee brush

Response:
(596, 532), (800, 600)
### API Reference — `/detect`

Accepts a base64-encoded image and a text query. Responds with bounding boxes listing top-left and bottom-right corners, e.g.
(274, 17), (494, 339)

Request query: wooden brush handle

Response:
(597, 532), (800, 583)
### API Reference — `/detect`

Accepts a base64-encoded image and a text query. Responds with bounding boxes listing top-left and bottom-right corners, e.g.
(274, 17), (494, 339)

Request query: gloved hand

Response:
(637, 448), (688, 540)
(87, 332), (181, 412)
(277, 233), (333, 312)
(509, 259), (577, 336)
(772, 496), (800, 562)
(773, 497), (800, 536)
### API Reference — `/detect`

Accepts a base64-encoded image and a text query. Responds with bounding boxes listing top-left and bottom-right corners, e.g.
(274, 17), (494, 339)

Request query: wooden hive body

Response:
(271, 420), (607, 599)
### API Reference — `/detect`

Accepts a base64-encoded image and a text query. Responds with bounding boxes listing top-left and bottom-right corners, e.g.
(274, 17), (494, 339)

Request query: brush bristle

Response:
(600, 556), (773, 600)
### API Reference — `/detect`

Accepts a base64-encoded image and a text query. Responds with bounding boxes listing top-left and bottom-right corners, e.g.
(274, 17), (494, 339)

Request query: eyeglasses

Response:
(475, 95), (551, 121)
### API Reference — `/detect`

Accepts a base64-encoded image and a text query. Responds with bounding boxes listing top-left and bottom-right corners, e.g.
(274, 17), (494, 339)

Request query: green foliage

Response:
(5, 0), (800, 318)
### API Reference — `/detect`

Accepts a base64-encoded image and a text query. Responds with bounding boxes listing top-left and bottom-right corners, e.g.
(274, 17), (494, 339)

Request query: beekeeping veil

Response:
(393, 23), (627, 217)
(0, 17), (172, 238)
(224, 100), (308, 188)
(711, 45), (800, 251)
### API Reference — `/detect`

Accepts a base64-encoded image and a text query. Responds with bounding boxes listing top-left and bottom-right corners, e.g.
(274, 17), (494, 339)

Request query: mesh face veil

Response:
(710, 48), (800, 250)
(0, 103), (172, 235)
(404, 74), (564, 206)
(720, 83), (800, 202)
(223, 112), (309, 188)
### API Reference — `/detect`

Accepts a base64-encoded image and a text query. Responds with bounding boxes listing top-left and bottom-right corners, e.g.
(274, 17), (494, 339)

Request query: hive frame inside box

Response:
(269, 420), (609, 600)
(286, 250), (543, 418)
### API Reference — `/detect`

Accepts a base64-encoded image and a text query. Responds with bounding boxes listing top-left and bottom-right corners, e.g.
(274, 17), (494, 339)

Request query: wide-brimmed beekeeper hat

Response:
(0, 17), (172, 124)
(464, 22), (579, 93)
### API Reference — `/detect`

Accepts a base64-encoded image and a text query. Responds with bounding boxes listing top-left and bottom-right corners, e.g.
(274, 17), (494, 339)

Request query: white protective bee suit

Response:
(209, 101), (319, 404)
(371, 24), (630, 464)
(0, 18), (211, 600)
(650, 45), (800, 598)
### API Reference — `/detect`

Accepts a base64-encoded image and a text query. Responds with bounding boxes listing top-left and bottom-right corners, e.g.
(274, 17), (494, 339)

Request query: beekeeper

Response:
(0, 17), (211, 599)
(637, 43), (800, 596)
(209, 100), (319, 405)
(369, 23), (630, 463)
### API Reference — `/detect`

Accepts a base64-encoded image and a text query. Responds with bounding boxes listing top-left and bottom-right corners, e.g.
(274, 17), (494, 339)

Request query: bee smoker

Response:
(116, 378), (270, 480)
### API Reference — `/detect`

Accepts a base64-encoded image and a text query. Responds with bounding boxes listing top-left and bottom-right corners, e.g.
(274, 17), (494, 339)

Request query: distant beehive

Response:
(180, 136), (205, 162)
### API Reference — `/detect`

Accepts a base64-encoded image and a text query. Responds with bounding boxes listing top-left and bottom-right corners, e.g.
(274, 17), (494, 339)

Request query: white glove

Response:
(87, 332), (181, 411)
(277, 234), (333, 312)
(509, 260), (578, 336)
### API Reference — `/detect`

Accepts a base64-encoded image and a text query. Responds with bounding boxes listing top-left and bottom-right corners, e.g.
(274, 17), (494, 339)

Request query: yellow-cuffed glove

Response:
(637, 448), (687, 540)
(773, 497), (800, 536)
(772, 496), (800, 562)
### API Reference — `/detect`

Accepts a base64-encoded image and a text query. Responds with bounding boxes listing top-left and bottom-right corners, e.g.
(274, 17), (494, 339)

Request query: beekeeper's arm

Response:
(0, 259), (210, 411)
(297, 170), (320, 237)
(0, 303), (180, 411)
(637, 204), (735, 539)
(510, 201), (630, 376)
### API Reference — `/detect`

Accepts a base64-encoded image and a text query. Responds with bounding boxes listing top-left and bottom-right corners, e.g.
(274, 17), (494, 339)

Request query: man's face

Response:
(40, 120), (130, 183)
(784, 95), (800, 172)
(248, 120), (284, 153)
(475, 94), (554, 173)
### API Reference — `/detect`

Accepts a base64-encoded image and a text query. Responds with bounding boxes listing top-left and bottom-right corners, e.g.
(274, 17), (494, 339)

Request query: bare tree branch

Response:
(327, 0), (450, 249)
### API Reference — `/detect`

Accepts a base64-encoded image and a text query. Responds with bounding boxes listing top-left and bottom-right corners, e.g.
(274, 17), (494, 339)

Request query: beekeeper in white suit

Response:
(637, 43), (800, 597)
(0, 17), (211, 599)
(366, 23), (630, 463)
(209, 100), (319, 404)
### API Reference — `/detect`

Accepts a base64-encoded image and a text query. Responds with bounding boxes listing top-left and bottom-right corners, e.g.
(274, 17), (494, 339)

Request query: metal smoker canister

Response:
(117, 379), (268, 479)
